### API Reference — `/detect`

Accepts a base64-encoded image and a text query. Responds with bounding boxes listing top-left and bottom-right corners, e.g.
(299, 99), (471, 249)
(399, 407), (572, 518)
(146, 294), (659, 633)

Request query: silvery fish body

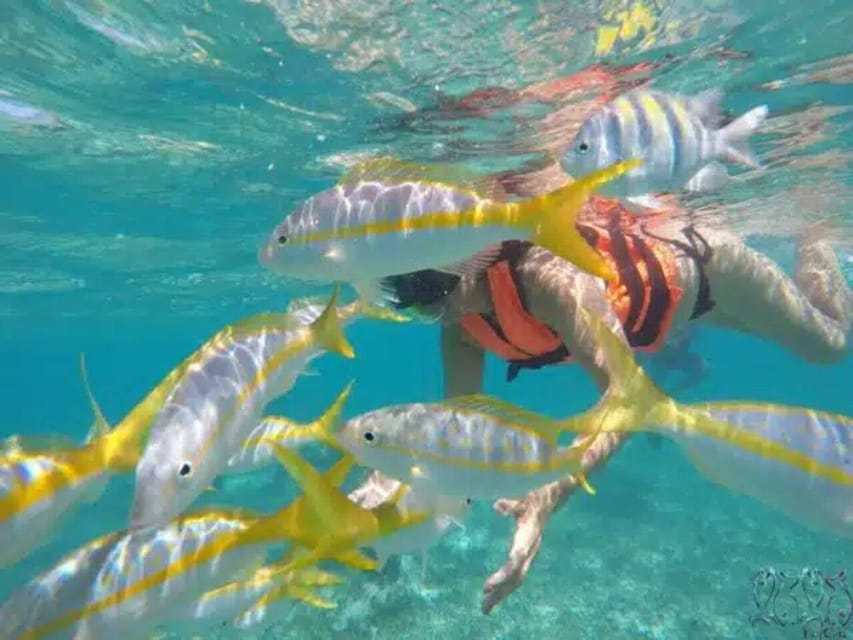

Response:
(0, 511), (267, 640)
(0, 447), (108, 568)
(672, 404), (853, 537)
(334, 401), (583, 499)
(367, 482), (470, 566)
(130, 302), (339, 530)
(258, 179), (511, 283)
(561, 88), (768, 202)
(224, 417), (316, 476)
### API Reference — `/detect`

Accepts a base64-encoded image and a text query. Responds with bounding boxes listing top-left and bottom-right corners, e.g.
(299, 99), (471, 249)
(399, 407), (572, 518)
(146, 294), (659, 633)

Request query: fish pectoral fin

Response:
(684, 162), (728, 193)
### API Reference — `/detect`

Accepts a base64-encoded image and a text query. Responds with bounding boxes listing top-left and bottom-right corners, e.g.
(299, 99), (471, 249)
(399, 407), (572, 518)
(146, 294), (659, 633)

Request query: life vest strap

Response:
(460, 214), (690, 382)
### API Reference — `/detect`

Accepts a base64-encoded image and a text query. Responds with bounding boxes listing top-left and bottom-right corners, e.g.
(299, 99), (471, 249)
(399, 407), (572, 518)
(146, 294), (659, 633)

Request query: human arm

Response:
(440, 247), (634, 613)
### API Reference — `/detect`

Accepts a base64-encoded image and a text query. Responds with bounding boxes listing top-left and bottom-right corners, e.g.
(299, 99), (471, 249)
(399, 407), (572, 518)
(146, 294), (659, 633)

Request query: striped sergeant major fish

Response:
(561, 88), (768, 211)
(258, 157), (644, 294)
(0, 353), (183, 569)
(0, 426), (430, 640)
(129, 287), (407, 531)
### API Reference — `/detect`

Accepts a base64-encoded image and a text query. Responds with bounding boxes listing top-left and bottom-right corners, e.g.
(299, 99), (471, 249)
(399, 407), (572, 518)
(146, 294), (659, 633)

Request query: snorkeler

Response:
(367, 159), (850, 613)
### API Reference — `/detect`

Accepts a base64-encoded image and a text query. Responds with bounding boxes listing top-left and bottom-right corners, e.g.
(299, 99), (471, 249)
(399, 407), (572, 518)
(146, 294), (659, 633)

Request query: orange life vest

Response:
(459, 217), (714, 382)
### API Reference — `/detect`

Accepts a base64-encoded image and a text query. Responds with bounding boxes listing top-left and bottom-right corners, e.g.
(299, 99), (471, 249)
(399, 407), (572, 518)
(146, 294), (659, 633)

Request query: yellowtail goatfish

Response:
(258, 157), (643, 288)
(549, 309), (853, 538)
(561, 88), (768, 211)
(0, 355), (179, 568)
(130, 288), (405, 530)
(0, 437), (426, 640)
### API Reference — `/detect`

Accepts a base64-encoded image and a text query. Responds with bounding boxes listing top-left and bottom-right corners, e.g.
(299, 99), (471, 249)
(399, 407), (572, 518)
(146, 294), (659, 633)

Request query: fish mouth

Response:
(258, 242), (275, 266)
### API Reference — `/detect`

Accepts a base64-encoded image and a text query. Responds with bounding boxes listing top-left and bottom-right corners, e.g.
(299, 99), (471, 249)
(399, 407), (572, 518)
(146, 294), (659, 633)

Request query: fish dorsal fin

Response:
(444, 394), (561, 445)
(79, 352), (111, 442)
(339, 156), (503, 200)
(686, 89), (725, 128)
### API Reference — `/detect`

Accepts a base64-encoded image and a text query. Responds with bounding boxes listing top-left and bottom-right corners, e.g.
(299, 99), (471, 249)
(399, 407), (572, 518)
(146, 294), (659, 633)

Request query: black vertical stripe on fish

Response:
(604, 106), (623, 162)
(627, 93), (653, 156)
(656, 94), (683, 178)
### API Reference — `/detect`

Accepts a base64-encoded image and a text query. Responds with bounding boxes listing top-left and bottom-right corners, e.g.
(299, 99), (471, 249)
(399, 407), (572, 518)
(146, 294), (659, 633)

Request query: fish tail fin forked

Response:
(305, 381), (355, 453)
(717, 104), (768, 169)
(521, 160), (642, 282)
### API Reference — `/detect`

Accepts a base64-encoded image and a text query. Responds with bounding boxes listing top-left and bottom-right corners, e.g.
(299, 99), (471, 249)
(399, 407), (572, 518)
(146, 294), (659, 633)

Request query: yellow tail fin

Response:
(305, 381), (354, 453)
(311, 284), (356, 359)
(520, 159), (642, 282)
(559, 308), (675, 436)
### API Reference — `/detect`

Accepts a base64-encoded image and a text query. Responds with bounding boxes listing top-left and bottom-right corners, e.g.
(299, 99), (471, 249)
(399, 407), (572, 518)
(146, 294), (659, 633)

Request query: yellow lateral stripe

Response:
(684, 409), (853, 485)
(695, 401), (853, 423)
(294, 202), (518, 246)
(0, 448), (102, 523)
(16, 520), (263, 640)
(375, 440), (584, 475)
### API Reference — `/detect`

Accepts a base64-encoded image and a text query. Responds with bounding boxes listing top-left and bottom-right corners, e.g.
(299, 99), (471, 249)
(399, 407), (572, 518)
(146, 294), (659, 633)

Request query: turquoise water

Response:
(1, 1), (851, 639)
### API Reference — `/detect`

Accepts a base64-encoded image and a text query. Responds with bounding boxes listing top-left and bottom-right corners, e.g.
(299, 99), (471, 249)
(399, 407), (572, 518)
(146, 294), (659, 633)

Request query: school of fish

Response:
(1, 80), (850, 640)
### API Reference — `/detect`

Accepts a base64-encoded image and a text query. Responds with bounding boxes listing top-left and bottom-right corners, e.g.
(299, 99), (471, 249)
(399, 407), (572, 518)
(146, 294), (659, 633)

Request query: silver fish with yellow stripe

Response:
(332, 395), (599, 500)
(129, 288), (405, 530)
(562, 88), (768, 210)
(0, 430), (427, 640)
(259, 157), (642, 288)
(556, 308), (853, 538)
(0, 354), (181, 568)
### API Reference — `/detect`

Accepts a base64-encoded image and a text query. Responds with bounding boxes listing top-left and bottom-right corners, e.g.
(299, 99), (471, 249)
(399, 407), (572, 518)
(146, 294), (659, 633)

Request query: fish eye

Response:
(277, 235), (287, 245)
(363, 431), (375, 443)
(577, 141), (589, 154)
(178, 462), (193, 478)
(465, 498), (472, 505)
